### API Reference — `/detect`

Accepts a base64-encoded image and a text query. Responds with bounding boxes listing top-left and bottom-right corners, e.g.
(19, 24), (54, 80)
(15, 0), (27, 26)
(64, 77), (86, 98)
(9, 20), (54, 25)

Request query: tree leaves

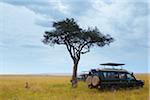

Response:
(42, 18), (114, 61)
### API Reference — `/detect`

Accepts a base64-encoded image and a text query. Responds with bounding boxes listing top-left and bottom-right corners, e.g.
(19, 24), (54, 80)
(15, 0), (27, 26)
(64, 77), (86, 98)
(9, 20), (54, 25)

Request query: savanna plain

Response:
(0, 74), (149, 100)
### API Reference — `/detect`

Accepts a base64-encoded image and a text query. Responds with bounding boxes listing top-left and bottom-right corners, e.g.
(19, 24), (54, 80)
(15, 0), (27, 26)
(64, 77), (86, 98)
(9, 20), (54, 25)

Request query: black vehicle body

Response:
(85, 68), (144, 89)
(77, 73), (88, 81)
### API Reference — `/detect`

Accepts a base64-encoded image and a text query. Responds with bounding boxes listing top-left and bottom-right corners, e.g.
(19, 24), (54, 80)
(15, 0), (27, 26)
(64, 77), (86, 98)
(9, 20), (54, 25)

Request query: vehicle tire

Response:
(92, 76), (100, 86)
(86, 76), (92, 85)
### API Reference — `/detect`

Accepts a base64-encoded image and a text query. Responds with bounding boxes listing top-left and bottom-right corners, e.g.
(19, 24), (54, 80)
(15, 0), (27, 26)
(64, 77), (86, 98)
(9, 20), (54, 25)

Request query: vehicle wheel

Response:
(86, 76), (92, 85)
(92, 76), (100, 87)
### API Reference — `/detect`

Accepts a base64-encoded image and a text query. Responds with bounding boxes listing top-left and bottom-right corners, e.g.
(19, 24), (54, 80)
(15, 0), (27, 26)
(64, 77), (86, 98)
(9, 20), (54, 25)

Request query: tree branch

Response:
(65, 42), (75, 61)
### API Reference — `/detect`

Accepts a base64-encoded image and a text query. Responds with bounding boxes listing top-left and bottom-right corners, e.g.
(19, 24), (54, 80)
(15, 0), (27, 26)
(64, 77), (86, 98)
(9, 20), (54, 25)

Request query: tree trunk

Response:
(71, 61), (79, 88)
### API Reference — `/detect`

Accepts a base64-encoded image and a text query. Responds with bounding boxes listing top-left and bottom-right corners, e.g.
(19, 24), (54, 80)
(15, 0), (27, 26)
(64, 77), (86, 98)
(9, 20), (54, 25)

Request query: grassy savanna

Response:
(0, 74), (149, 100)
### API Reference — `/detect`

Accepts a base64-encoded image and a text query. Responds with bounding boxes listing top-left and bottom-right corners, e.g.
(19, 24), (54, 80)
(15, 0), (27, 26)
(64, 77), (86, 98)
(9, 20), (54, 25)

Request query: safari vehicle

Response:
(85, 63), (144, 90)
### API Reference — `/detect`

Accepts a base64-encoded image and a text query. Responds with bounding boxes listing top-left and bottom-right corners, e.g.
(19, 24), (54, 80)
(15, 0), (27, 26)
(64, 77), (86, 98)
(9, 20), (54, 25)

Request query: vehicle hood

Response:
(136, 80), (144, 85)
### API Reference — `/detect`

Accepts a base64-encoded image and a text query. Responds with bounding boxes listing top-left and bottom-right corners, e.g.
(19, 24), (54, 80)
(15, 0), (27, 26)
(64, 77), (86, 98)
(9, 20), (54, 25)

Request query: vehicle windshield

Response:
(126, 73), (135, 80)
(119, 73), (135, 80)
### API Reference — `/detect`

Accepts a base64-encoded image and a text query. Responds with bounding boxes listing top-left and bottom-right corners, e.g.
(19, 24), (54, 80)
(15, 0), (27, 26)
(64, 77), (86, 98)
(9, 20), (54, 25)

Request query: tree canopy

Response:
(43, 18), (114, 62)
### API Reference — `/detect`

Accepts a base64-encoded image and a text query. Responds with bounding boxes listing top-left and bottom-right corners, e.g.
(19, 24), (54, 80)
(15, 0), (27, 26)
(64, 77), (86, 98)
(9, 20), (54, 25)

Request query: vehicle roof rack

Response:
(100, 63), (125, 69)
(100, 63), (125, 66)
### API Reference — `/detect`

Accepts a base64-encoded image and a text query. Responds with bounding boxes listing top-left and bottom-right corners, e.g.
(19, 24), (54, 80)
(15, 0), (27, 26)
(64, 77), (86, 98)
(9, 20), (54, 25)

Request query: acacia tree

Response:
(42, 18), (114, 88)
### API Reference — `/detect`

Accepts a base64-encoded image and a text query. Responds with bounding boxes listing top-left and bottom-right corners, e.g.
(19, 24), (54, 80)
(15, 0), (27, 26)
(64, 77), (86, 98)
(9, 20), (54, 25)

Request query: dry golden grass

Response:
(0, 74), (149, 100)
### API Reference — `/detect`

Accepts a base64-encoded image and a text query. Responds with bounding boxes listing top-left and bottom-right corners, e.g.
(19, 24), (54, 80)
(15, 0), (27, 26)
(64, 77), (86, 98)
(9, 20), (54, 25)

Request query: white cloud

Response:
(49, 0), (70, 14)
(0, 0), (71, 21)
(77, 0), (148, 49)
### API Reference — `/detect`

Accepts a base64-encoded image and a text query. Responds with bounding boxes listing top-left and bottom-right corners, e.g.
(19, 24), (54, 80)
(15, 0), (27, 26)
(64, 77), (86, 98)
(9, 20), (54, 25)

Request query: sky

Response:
(0, 0), (149, 74)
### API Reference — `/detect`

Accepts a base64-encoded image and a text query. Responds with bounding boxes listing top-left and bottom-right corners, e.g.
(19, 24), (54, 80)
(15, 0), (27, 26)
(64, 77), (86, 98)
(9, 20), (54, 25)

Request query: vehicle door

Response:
(119, 72), (128, 88)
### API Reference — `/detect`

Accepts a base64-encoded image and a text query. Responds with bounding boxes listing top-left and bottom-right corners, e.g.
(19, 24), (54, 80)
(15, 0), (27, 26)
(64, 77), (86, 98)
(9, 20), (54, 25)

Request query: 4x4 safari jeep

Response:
(85, 63), (144, 90)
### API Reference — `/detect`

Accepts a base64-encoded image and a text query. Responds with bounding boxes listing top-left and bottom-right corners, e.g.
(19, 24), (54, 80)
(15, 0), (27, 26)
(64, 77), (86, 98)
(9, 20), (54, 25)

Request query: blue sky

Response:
(0, 0), (149, 74)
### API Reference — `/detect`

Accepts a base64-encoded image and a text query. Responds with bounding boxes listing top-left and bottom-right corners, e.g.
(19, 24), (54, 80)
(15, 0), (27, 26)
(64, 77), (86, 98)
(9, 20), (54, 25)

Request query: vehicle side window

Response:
(103, 72), (119, 79)
(119, 73), (127, 79)
(103, 72), (107, 78)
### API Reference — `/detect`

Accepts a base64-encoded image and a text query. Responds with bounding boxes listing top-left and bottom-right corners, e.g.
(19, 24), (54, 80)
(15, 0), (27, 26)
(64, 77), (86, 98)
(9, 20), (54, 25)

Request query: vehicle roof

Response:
(100, 63), (125, 66)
